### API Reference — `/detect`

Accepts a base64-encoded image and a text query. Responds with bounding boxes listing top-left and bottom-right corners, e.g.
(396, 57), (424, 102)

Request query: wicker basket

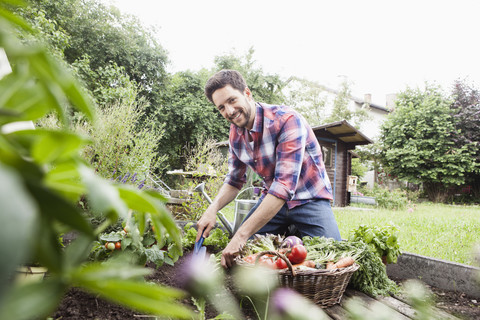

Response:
(236, 250), (359, 308)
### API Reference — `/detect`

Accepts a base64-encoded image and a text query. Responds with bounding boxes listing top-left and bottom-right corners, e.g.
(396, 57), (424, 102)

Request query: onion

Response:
(281, 236), (303, 248)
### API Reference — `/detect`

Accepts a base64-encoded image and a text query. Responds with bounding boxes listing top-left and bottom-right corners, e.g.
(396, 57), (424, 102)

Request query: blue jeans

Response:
(243, 198), (342, 241)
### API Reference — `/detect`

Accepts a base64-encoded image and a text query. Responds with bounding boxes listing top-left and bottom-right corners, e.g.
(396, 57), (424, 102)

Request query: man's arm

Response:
(220, 193), (285, 268)
(195, 183), (240, 241)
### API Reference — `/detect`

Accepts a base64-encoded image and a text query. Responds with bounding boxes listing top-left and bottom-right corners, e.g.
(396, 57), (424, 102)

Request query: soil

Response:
(50, 254), (480, 320)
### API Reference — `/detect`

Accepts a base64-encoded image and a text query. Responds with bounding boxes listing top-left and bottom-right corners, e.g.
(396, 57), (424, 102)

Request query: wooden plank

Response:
(324, 304), (349, 320)
(391, 292), (462, 320)
(374, 295), (418, 318)
(343, 289), (411, 320)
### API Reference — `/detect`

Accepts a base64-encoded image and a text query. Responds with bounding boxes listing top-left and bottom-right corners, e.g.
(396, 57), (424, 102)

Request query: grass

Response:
(334, 202), (480, 266)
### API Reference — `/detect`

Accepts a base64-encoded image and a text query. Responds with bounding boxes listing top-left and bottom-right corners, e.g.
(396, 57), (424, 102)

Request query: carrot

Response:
(293, 260), (316, 268)
(332, 257), (355, 269)
(326, 261), (335, 270)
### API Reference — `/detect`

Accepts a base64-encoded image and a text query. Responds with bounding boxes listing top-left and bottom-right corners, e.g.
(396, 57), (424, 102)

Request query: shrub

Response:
(177, 137), (228, 221)
(372, 187), (408, 210)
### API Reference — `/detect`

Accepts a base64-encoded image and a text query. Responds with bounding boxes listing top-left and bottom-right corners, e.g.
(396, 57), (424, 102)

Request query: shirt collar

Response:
(235, 102), (263, 135)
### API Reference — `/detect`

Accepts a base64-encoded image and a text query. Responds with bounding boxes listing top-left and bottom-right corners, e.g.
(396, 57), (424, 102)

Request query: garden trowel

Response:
(193, 230), (206, 260)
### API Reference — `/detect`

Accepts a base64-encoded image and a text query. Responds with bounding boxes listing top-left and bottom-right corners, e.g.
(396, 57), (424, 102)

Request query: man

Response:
(196, 70), (341, 268)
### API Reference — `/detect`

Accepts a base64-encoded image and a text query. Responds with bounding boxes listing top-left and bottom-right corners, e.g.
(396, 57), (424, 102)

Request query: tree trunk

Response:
(423, 182), (448, 203)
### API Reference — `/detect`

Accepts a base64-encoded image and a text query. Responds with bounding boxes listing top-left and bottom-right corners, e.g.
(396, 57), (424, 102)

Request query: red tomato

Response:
(258, 255), (276, 269)
(287, 244), (307, 264)
(243, 253), (259, 264)
(275, 257), (288, 269)
(115, 241), (121, 250)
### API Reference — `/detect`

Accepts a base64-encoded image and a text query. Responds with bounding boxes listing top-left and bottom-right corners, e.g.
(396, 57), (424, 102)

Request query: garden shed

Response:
(312, 120), (372, 207)
(216, 119), (372, 207)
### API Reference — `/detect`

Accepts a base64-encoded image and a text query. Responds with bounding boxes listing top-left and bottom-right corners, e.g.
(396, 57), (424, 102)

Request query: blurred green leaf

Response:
(118, 187), (182, 250)
(148, 193), (183, 251)
(0, 4), (32, 32)
(25, 129), (88, 164)
(73, 269), (193, 320)
(0, 164), (38, 303)
(117, 185), (158, 213)
(71, 262), (194, 318)
(63, 234), (94, 271)
(44, 161), (86, 200)
(26, 180), (93, 236)
(0, 277), (66, 320)
(71, 261), (151, 282)
(80, 165), (127, 220)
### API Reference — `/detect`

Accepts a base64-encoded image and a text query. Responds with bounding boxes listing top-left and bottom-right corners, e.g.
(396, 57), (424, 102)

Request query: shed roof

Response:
(312, 120), (373, 145)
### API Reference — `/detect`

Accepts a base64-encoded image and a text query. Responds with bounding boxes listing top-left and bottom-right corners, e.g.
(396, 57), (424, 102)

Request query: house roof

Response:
(312, 120), (373, 145)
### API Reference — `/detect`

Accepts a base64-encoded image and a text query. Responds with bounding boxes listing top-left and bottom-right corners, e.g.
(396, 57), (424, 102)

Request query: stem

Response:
(94, 219), (112, 235)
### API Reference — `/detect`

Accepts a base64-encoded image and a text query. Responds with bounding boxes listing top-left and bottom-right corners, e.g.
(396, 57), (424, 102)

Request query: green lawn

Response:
(334, 202), (480, 266)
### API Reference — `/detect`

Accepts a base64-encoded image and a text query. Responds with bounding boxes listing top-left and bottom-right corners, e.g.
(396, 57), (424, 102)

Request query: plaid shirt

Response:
(225, 102), (333, 209)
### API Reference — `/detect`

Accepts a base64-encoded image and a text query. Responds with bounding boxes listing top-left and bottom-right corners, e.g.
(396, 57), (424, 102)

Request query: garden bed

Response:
(50, 254), (480, 319)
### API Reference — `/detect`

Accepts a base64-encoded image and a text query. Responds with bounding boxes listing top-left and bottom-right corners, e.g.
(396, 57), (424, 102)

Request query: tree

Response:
(379, 84), (477, 202)
(283, 77), (329, 127)
(156, 69), (230, 169)
(450, 80), (480, 198)
(284, 77), (370, 129)
(325, 78), (370, 129)
(214, 48), (287, 104)
(23, 0), (168, 110)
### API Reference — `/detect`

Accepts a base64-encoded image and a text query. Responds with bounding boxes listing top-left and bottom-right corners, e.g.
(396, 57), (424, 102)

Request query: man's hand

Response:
(195, 210), (217, 242)
(221, 235), (247, 268)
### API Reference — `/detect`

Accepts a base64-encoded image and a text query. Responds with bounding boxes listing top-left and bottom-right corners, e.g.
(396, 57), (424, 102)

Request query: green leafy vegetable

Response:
(303, 236), (398, 296)
(182, 223), (230, 251)
(348, 224), (401, 264)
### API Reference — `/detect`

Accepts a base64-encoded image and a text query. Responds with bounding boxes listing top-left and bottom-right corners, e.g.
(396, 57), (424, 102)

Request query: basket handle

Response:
(254, 250), (296, 277)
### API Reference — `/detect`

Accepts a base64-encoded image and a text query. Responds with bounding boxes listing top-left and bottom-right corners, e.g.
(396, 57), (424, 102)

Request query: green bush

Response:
(372, 187), (408, 210)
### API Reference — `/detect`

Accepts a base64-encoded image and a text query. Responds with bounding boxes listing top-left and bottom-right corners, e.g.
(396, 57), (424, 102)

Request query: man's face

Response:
(211, 85), (255, 130)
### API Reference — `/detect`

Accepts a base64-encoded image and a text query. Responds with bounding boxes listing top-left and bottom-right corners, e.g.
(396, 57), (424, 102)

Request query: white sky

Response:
(102, 0), (480, 105)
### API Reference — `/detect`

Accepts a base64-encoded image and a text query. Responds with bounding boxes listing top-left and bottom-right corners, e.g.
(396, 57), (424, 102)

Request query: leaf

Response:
(144, 245), (165, 267)
(79, 165), (127, 220)
(99, 231), (123, 242)
(0, 165), (38, 303)
(44, 161), (86, 200)
(118, 187), (182, 250)
(28, 129), (88, 164)
(71, 262), (194, 318)
(26, 180), (93, 237)
(0, 5), (32, 32)
(0, 277), (66, 320)
(71, 262), (151, 282)
(117, 185), (158, 213)
(63, 234), (95, 271)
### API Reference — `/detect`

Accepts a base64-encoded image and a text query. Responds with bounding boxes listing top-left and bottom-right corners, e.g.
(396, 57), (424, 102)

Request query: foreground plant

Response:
(0, 3), (192, 319)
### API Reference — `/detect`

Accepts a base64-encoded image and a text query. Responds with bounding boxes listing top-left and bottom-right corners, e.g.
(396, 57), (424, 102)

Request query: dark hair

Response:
(204, 69), (247, 103)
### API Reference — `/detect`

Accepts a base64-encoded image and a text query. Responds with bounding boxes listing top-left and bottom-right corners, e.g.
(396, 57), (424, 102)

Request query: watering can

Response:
(194, 183), (261, 237)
